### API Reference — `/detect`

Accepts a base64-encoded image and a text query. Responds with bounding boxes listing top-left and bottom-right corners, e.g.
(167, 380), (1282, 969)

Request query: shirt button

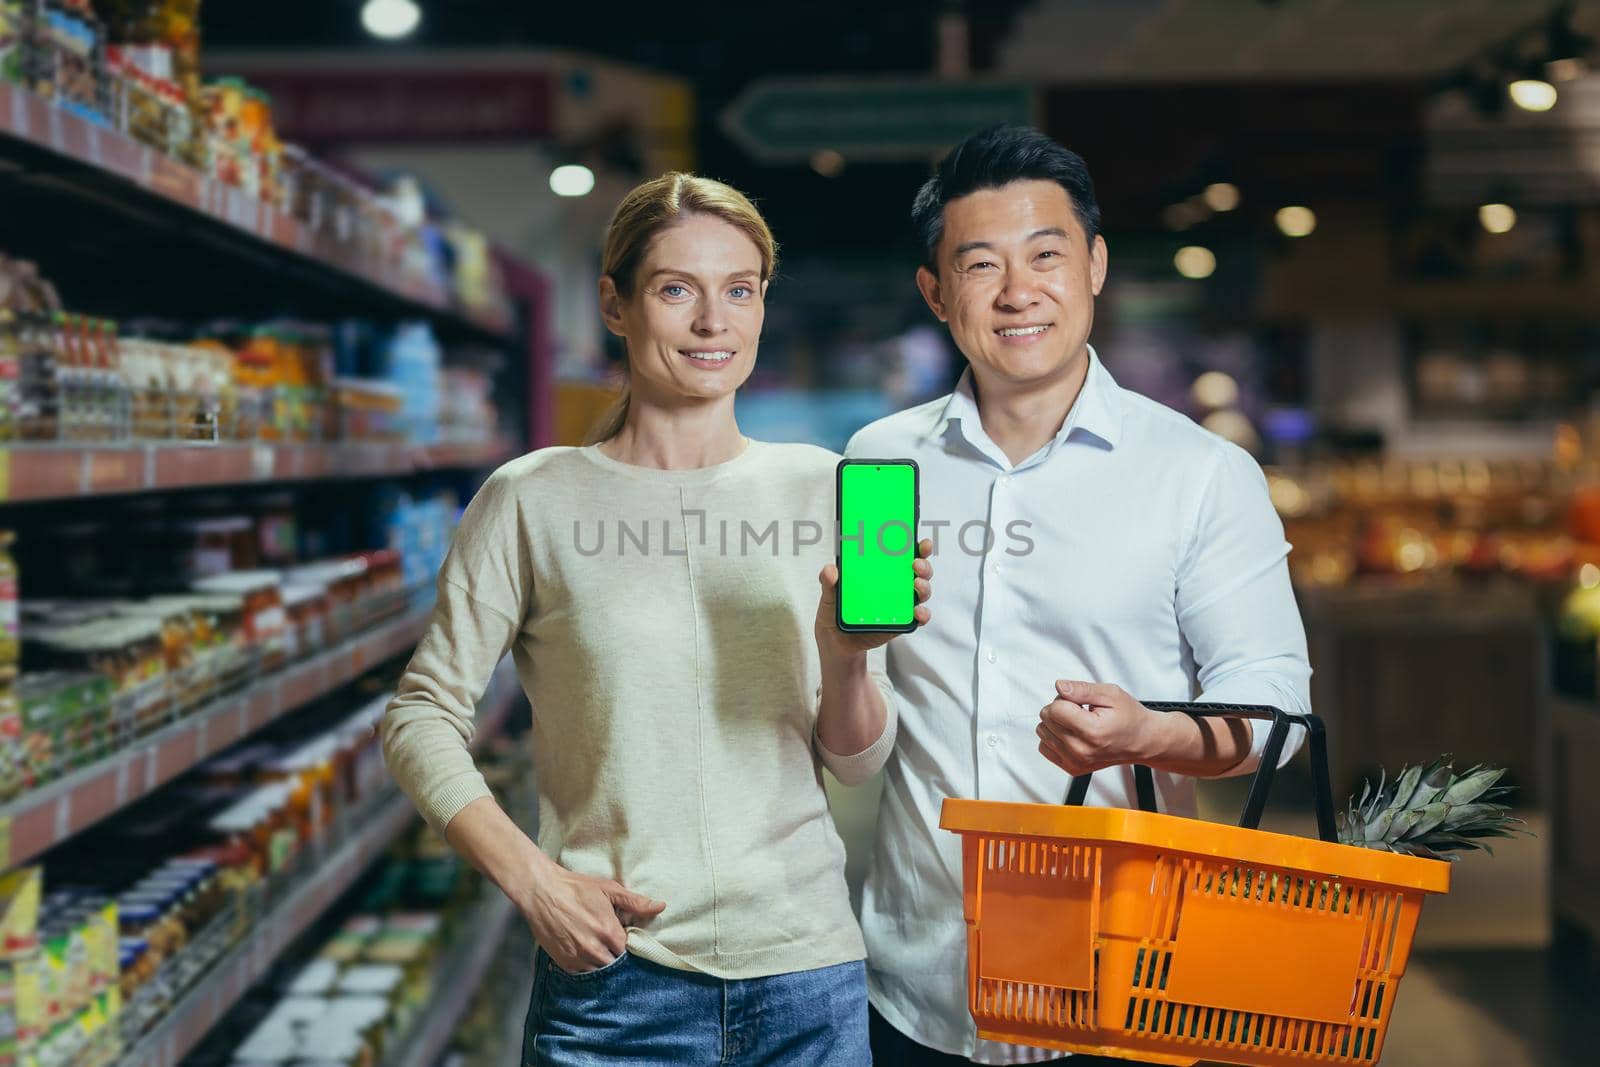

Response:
(985, 648), (997, 663)
(1000, 475), (1012, 486)
(987, 734), (999, 748)
(991, 561), (1002, 575)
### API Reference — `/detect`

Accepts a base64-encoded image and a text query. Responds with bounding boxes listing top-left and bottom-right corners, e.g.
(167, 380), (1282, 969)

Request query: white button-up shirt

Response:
(847, 348), (1311, 1063)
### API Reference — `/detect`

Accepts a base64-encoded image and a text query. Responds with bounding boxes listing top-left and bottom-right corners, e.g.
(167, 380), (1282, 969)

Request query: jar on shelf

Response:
(192, 571), (285, 672)
(0, 530), (19, 681)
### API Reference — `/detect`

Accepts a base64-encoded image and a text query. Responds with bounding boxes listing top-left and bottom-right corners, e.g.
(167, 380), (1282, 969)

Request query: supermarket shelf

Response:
(117, 791), (417, 1067)
(386, 894), (518, 1067)
(0, 438), (516, 503)
(0, 603), (433, 871)
(114, 667), (519, 1067)
(0, 82), (514, 344)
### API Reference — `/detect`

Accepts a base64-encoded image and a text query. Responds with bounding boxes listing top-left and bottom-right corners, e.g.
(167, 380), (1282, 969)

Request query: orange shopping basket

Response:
(940, 702), (1451, 1066)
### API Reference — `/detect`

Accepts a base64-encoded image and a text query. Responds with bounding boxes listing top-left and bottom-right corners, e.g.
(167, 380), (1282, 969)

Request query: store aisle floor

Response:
(1385, 949), (1593, 1067)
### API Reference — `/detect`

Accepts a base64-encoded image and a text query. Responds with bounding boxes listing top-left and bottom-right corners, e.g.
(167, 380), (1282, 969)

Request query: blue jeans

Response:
(522, 948), (869, 1065)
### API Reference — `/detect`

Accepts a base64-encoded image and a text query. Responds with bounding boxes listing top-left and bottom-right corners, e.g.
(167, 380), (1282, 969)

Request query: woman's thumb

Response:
(608, 882), (666, 916)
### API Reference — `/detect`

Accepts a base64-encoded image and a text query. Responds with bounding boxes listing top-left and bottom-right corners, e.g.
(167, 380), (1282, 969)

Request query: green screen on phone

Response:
(837, 461), (918, 630)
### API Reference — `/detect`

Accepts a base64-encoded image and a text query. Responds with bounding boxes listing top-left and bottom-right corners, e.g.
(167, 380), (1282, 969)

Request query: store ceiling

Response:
(202, 1), (1599, 85)
(1000, 0), (1600, 81)
(198, 2), (1600, 251)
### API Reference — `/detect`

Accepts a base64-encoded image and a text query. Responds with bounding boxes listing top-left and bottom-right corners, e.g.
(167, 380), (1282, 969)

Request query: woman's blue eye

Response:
(729, 286), (752, 299)
(662, 285), (689, 298)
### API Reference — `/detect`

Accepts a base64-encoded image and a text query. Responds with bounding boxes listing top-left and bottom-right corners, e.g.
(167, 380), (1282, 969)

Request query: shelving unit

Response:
(0, 602), (438, 870)
(0, 82), (514, 343)
(0, 439), (516, 503)
(0, 67), (543, 1066)
(113, 662), (520, 1067)
(384, 894), (518, 1067)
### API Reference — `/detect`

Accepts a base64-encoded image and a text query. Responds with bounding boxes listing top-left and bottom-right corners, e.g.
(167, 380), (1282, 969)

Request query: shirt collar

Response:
(925, 344), (1125, 453)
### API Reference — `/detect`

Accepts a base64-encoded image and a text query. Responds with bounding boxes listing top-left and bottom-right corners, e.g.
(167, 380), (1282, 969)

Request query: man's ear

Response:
(599, 276), (626, 337)
(915, 265), (947, 322)
(1089, 235), (1108, 297)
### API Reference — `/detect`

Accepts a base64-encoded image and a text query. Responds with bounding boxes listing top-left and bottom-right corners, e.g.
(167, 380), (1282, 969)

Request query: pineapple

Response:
(1337, 759), (1525, 861)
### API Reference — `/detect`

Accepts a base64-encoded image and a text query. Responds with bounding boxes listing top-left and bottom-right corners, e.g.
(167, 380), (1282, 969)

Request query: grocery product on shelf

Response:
(4, 522), (438, 810)
(2, 258), (502, 447)
(180, 736), (531, 1067)
(17, 0), (110, 126)
(1270, 455), (1597, 589)
(439, 366), (498, 446)
(0, 530), (17, 677)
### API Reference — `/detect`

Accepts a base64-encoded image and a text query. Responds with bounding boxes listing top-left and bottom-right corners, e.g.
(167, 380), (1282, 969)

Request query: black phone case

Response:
(835, 458), (921, 634)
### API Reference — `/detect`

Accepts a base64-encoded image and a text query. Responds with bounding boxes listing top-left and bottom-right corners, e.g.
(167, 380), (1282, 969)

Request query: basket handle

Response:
(1062, 702), (1338, 843)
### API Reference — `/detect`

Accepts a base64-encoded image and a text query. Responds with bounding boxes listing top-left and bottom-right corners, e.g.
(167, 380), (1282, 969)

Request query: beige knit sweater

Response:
(381, 440), (897, 978)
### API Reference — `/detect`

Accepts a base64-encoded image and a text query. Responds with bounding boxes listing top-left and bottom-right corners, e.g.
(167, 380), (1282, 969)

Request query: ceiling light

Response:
(1174, 246), (1216, 280)
(810, 149), (845, 177)
(361, 0), (421, 40)
(549, 164), (595, 198)
(1275, 205), (1316, 238)
(1203, 183), (1240, 212)
(1191, 371), (1239, 410)
(1478, 202), (1517, 234)
(1508, 78), (1558, 111)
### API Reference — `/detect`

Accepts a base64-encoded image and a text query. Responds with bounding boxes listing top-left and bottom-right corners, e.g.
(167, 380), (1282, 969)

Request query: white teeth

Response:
(998, 325), (1050, 337)
(683, 350), (734, 362)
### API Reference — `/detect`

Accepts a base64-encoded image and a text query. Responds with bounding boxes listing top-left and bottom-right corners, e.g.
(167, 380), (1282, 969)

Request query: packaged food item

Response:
(0, 869), (41, 961)
(193, 571), (286, 671)
(0, 686), (21, 802)
(280, 583), (327, 662)
(14, 671), (116, 791)
(317, 916), (379, 965)
(29, 617), (168, 735)
(0, 530), (18, 679)
(0, 309), (19, 442)
(254, 494), (298, 567)
(332, 378), (402, 442)
(176, 518), (250, 580)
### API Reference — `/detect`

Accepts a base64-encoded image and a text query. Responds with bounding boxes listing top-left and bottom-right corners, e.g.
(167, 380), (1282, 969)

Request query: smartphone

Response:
(836, 459), (920, 633)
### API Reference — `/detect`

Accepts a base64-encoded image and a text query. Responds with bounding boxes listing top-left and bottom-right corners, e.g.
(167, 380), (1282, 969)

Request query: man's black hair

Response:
(911, 125), (1101, 270)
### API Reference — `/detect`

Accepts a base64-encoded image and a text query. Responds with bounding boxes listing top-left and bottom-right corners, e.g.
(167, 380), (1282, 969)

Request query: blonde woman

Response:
(382, 173), (932, 1064)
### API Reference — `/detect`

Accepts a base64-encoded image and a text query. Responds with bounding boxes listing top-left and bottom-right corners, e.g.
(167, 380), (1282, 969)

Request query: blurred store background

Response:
(2, 1), (1599, 1065)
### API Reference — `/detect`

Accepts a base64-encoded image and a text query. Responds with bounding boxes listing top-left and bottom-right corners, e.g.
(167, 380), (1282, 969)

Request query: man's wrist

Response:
(1134, 703), (1184, 766)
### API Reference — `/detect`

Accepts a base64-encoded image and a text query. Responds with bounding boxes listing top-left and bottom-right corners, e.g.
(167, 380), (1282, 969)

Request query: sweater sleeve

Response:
(815, 644), (900, 787)
(382, 470), (529, 833)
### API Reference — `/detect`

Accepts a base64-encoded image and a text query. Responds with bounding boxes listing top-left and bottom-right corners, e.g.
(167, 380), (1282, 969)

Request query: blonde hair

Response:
(588, 173), (778, 443)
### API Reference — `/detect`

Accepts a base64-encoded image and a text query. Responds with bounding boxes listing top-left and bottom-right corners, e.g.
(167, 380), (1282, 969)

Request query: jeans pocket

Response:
(546, 947), (630, 983)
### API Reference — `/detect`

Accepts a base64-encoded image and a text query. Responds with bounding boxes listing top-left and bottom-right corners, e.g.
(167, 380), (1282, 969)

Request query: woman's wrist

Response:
(818, 641), (871, 683)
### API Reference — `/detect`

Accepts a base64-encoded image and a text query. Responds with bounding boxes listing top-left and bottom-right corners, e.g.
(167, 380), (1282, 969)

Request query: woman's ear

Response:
(599, 276), (627, 337)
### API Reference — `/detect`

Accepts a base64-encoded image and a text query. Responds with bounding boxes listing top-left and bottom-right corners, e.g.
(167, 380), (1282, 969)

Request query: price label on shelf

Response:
(251, 445), (274, 480)
(0, 450), (10, 502)
(0, 815), (10, 870)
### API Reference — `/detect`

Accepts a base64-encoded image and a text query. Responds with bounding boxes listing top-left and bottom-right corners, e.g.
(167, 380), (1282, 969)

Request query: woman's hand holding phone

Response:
(814, 538), (934, 660)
